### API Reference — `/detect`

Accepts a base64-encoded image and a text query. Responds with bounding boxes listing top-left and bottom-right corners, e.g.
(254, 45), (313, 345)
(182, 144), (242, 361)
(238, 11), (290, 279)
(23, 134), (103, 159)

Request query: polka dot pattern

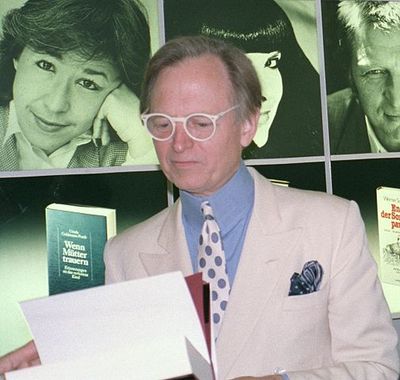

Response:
(288, 260), (324, 296)
(198, 201), (230, 341)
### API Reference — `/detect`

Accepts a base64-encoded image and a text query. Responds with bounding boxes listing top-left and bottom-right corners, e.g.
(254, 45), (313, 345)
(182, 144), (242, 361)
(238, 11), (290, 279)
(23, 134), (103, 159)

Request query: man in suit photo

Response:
(327, 0), (400, 154)
(1, 35), (399, 379)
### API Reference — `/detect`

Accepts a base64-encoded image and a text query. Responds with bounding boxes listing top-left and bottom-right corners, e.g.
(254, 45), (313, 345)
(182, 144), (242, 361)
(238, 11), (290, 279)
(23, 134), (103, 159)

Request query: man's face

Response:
(13, 47), (121, 154)
(150, 54), (258, 196)
(247, 52), (283, 144)
(351, 26), (400, 151)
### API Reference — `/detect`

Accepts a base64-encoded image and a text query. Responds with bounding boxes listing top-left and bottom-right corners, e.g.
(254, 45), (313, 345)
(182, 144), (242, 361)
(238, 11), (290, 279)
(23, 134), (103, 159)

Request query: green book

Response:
(46, 203), (116, 295)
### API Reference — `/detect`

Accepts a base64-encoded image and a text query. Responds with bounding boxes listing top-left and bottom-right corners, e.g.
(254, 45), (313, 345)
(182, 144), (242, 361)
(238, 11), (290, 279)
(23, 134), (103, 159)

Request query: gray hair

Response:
(338, 0), (400, 42)
(140, 35), (262, 122)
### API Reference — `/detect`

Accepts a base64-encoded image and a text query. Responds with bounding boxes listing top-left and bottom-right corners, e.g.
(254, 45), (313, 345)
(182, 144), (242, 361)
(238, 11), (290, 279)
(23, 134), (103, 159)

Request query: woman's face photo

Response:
(247, 51), (283, 145)
(12, 47), (121, 154)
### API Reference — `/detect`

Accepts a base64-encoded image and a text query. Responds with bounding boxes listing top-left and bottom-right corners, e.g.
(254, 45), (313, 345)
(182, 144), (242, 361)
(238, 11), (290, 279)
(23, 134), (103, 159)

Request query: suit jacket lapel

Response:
(216, 171), (302, 379)
(139, 200), (193, 277)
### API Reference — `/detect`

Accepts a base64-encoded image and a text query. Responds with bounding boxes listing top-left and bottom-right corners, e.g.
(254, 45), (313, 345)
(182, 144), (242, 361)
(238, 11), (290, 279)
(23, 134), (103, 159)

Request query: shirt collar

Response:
(180, 161), (254, 231)
(365, 116), (387, 153)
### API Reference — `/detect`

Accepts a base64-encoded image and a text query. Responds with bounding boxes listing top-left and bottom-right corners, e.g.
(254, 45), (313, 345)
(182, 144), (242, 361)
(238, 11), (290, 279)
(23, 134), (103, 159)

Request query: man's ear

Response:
(240, 108), (260, 148)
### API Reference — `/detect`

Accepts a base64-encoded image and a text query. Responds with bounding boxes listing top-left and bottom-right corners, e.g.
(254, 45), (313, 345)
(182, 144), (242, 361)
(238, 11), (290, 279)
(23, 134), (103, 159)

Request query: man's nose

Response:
(171, 123), (194, 152)
(43, 80), (71, 113)
(385, 74), (400, 110)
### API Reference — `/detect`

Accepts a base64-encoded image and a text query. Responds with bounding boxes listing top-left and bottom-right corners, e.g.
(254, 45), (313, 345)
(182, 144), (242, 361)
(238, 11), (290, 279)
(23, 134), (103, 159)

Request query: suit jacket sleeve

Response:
(286, 201), (399, 380)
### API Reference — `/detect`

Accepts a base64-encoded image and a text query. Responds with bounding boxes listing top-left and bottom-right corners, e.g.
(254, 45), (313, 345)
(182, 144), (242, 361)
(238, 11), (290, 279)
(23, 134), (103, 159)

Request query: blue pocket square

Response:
(289, 260), (323, 296)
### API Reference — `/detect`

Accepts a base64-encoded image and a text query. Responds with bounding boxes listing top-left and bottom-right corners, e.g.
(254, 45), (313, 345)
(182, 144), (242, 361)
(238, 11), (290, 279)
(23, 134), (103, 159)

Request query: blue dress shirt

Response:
(180, 161), (254, 286)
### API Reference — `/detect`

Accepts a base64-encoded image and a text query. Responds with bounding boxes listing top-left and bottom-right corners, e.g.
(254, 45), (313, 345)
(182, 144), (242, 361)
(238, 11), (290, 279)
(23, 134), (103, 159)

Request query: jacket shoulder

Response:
(110, 204), (172, 248)
(0, 105), (8, 141)
(69, 141), (128, 168)
(252, 168), (355, 221)
(104, 204), (175, 282)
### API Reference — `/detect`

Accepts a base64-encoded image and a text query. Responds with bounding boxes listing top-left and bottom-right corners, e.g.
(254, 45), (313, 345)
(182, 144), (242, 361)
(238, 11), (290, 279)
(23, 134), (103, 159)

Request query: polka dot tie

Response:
(198, 201), (230, 340)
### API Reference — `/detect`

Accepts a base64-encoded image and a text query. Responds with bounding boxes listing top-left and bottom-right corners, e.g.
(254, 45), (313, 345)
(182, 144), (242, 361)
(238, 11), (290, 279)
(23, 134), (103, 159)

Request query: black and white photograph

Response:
(323, 0), (400, 154)
(164, 0), (324, 159)
(0, 0), (159, 174)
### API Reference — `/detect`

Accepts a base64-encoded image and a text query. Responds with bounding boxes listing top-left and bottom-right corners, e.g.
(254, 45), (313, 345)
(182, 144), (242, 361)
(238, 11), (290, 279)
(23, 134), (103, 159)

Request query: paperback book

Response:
(46, 203), (116, 295)
(376, 186), (400, 286)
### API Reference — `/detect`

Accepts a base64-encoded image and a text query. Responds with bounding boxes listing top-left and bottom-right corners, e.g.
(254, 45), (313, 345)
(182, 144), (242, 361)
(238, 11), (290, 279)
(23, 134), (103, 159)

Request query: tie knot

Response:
(201, 201), (215, 220)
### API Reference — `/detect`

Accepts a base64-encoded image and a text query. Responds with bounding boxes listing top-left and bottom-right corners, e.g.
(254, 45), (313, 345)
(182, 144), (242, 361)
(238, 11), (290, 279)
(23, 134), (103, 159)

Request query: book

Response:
(46, 203), (116, 295)
(185, 273), (212, 360)
(6, 272), (215, 380)
(376, 186), (400, 286)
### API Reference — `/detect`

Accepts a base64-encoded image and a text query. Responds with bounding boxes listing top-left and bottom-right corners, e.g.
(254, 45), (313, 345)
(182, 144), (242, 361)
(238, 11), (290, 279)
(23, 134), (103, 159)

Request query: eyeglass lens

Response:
(146, 114), (215, 141)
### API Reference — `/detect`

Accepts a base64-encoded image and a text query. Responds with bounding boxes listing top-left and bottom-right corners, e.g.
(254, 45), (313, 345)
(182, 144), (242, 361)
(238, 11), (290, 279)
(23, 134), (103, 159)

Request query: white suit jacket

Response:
(105, 168), (399, 379)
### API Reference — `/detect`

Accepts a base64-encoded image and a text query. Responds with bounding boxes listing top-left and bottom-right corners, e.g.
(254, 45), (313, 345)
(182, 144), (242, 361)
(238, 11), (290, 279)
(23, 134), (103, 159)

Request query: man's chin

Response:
(382, 141), (400, 152)
(376, 132), (400, 152)
(172, 177), (209, 196)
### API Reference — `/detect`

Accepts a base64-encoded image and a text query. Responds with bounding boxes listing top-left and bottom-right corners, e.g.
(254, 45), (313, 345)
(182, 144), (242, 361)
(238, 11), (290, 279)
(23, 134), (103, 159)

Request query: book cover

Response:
(376, 187), (400, 286)
(46, 203), (116, 295)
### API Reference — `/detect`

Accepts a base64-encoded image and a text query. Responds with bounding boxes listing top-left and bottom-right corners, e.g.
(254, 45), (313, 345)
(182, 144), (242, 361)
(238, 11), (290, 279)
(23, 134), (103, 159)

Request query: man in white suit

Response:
(105, 36), (399, 379)
(1, 36), (399, 379)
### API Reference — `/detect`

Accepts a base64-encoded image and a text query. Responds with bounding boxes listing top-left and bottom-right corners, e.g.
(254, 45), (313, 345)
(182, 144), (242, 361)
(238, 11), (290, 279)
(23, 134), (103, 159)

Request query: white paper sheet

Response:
(7, 272), (212, 379)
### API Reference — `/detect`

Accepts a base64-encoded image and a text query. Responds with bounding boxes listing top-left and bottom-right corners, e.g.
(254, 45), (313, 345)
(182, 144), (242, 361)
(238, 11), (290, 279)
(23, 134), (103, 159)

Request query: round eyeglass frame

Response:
(141, 105), (240, 142)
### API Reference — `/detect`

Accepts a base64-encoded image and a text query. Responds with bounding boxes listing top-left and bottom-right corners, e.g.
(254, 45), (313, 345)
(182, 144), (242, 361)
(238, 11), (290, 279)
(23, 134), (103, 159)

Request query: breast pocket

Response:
(282, 288), (328, 311)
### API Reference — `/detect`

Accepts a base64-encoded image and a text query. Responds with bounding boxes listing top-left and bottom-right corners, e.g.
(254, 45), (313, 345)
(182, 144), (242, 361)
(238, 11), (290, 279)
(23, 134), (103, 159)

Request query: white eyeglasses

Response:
(141, 105), (239, 142)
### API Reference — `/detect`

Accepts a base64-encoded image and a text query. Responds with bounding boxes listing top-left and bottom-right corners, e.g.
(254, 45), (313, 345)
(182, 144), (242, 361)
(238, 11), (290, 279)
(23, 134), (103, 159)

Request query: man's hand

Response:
(93, 84), (154, 160)
(0, 341), (40, 374)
